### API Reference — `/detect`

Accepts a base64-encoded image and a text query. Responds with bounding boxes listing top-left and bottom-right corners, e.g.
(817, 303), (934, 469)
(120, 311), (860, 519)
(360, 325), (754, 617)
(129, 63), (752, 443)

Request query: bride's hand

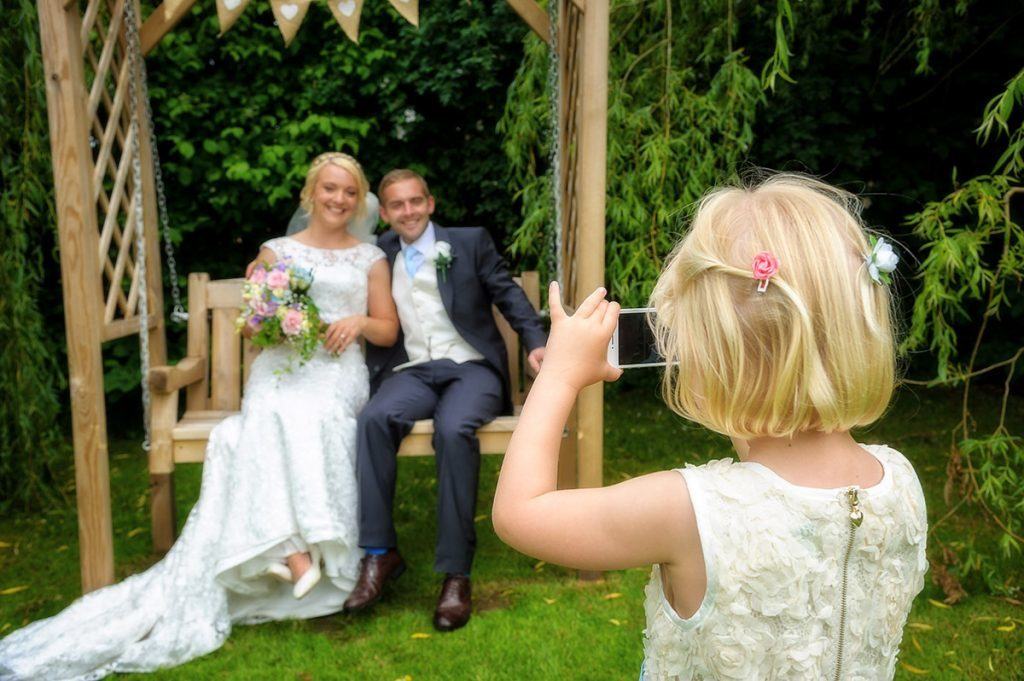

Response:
(540, 282), (622, 391)
(323, 316), (367, 354)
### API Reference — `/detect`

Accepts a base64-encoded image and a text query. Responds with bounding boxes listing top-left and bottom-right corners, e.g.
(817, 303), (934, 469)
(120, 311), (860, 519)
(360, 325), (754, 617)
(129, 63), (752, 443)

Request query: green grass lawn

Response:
(2, 382), (1022, 679)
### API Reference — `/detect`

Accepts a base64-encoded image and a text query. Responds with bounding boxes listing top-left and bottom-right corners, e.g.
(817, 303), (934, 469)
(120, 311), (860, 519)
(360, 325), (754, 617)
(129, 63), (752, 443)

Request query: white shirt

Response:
(399, 221), (437, 258)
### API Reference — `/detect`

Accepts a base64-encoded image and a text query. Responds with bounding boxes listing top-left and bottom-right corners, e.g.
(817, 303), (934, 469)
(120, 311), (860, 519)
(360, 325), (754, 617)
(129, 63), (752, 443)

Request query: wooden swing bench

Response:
(146, 270), (547, 552)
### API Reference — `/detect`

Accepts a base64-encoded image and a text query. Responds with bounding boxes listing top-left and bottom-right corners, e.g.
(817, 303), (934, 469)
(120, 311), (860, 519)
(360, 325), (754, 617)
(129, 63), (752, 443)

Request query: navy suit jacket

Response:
(366, 225), (547, 414)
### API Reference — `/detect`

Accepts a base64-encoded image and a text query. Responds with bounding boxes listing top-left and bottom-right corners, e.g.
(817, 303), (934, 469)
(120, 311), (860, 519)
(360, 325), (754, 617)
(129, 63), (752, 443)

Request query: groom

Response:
(344, 169), (546, 631)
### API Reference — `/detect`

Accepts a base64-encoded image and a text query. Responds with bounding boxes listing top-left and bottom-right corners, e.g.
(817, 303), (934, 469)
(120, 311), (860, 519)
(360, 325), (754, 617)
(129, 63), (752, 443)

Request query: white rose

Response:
(867, 237), (899, 283)
(434, 241), (452, 260)
(873, 239), (899, 273)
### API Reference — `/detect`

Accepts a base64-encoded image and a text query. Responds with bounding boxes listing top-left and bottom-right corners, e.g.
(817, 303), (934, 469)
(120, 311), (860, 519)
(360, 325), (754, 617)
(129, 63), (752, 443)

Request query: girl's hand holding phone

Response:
(542, 282), (623, 391)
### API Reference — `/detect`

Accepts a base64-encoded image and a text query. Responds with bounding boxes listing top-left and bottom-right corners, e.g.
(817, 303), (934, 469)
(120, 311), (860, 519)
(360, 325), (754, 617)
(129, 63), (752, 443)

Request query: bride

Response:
(0, 152), (398, 680)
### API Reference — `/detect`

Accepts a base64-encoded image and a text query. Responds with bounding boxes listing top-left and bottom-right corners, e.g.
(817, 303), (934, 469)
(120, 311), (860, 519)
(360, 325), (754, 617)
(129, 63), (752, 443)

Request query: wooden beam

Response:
(149, 356), (206, 393)
(185, 273), (210, 411)
(505, 0), (550, 40)
(572, 0), (608, 524)
(140, 0), (197, 55)
(37, 0), (115, 593)
(149, 387), (178, 551)
(101, 311), (158, 342)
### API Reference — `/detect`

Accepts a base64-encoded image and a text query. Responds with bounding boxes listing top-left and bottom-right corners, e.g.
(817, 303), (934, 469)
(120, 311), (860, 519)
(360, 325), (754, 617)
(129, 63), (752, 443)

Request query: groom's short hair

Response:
(379, 169), (431, 199)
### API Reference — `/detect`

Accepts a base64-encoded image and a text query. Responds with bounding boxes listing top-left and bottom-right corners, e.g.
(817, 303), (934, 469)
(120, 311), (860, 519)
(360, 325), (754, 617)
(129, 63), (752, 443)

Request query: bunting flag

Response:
(329, 0), (365, 43)
(270, 0), (312, 46)
(213, 1), (420, 44)
(215, 0), (254, 35)
(387, 0), (418, 27)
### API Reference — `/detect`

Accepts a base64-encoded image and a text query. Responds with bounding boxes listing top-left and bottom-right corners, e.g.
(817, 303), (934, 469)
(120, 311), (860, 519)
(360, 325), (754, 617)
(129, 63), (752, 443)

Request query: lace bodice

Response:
(642, 444), (928, 680)
(262, 237), (384, 324)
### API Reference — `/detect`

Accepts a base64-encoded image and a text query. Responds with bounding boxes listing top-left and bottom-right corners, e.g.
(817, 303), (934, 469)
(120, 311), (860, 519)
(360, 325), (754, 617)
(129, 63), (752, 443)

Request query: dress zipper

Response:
(834, 487), (863, 681)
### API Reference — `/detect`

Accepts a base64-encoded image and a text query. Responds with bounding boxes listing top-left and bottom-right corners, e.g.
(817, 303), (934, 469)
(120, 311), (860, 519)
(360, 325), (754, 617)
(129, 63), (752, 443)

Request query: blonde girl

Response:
(493, 173), (927, 680)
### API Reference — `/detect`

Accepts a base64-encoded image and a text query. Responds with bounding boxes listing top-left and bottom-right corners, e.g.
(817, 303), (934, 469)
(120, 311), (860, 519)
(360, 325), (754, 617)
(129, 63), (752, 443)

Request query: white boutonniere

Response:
(433, 241), (454, 282)
(866, 235), (899, 285)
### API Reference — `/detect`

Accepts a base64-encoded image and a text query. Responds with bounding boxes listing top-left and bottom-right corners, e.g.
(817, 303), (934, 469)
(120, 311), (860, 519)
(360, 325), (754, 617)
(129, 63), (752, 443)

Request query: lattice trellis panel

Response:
(80, 0), (150, 341)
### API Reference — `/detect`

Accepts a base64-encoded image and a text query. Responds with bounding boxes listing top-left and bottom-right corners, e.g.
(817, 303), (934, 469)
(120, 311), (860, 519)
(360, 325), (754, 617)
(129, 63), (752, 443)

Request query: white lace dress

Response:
(0, 238), (385, 681)
(641, 444), (928, 681)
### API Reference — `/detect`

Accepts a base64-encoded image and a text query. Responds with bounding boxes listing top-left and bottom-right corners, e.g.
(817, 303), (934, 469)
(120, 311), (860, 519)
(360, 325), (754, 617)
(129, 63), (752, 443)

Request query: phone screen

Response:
(613, 308), (664, 368)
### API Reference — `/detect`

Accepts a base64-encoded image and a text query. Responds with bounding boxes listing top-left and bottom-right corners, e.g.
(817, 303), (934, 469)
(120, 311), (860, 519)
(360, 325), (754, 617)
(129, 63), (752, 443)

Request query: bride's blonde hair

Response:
(650, 173), (897, 439)
(299, 152), (369, 220)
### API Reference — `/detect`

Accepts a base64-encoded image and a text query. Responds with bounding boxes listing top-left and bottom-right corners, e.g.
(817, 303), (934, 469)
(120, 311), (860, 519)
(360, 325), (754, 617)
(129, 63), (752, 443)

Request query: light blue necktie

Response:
(404, 246), (424, 278)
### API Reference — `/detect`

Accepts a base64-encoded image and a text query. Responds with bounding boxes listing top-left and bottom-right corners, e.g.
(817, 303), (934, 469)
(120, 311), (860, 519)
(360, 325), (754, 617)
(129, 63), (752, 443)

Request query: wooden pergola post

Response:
(37, 0), (115, 593)
(573, 0), (609, 579)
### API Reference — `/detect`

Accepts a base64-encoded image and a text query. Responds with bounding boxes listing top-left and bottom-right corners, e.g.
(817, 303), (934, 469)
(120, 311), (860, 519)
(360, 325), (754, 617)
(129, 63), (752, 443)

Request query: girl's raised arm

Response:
(492, 283), (699, 571)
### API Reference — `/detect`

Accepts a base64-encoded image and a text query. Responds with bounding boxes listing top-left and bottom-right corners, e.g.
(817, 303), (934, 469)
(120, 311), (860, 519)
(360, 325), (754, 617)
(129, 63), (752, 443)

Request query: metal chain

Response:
(124, 0), (152, 451)
(548, 0), (564, 289)
(131, 6), (187, 324)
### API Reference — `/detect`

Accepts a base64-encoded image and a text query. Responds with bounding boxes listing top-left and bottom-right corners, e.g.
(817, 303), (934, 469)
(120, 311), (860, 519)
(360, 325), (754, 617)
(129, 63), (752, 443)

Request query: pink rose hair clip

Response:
(752, 251), (779, 293)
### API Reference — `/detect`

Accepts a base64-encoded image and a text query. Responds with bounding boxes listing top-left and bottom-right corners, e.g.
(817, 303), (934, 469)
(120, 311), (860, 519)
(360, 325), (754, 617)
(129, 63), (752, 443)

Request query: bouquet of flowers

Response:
(237, 259), (322, 365)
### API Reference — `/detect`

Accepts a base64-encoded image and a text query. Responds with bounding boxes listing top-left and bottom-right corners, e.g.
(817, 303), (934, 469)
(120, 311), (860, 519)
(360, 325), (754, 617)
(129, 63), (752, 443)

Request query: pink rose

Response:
(267, 269), (290, 289)
(249, 267), (267, 284)
(281, 309), (304, 336)
(751, 251), (779, 281)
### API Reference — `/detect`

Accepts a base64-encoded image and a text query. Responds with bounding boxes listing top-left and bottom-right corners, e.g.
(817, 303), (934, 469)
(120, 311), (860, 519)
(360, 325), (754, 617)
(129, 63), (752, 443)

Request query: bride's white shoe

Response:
(293, 545), (322, 599)
(260, 562), (293, 583)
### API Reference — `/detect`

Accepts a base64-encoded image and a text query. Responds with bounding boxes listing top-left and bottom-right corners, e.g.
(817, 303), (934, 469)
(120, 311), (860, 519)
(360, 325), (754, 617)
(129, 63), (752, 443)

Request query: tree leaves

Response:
(0, 0), (68, 513)
(502, 0), (782, 306)
(903, 72), (1024, 598)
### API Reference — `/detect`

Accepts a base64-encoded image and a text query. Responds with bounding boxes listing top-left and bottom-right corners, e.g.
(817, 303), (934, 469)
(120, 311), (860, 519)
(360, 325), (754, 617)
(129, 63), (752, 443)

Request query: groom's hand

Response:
(527, 347), (545, 375)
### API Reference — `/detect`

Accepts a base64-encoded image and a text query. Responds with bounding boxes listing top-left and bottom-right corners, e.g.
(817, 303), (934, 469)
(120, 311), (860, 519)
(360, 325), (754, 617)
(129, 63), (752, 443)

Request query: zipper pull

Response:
(845, 487), (863, 528)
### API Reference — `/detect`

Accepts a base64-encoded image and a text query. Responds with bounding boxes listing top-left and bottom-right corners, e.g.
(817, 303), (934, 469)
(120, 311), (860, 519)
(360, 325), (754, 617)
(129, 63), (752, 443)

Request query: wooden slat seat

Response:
(146, 270), (558, 552)
(169, 410), (524, 461)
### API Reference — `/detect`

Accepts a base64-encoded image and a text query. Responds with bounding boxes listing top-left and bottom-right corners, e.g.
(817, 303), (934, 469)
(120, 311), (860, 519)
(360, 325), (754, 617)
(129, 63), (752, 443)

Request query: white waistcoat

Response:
(391, 251), (484, 370)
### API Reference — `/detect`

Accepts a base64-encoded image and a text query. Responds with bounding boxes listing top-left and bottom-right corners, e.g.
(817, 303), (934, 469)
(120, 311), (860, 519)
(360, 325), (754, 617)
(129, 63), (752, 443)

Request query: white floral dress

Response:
(642, 444), (928, 680)
(0, 238), (385, 681)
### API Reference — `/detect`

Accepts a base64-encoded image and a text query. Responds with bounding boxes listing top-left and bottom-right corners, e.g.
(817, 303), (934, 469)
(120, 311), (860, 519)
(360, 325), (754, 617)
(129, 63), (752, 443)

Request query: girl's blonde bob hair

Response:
(650, 173), (897, 440)
(299, 152), (369, 220)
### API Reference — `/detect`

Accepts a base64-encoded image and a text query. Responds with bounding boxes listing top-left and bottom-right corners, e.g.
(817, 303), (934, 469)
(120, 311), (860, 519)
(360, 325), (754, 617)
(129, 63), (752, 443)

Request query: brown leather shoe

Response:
(432, 574), (471, 632)
(342, 549), (406, 612)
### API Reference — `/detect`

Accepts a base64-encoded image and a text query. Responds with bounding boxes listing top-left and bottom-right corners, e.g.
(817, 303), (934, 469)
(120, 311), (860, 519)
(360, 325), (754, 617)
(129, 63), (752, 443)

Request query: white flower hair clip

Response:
(866, 235), (899, 285)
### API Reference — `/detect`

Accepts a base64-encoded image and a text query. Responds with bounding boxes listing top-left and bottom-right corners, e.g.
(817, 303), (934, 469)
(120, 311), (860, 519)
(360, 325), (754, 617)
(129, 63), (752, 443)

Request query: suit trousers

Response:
(356, 359), (504, 574)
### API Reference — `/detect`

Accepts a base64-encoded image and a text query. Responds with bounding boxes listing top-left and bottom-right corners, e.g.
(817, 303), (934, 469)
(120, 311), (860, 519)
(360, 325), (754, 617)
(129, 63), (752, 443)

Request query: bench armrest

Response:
(149, 356), (207, 393)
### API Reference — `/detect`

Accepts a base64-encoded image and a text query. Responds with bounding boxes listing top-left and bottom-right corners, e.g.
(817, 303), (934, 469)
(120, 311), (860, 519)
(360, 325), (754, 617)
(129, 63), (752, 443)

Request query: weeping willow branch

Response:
(904, 78), (1024, 596)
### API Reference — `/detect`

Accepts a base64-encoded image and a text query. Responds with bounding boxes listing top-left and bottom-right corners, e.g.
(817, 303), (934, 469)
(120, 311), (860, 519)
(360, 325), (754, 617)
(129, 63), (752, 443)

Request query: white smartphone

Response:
(607, 307), (665, 368)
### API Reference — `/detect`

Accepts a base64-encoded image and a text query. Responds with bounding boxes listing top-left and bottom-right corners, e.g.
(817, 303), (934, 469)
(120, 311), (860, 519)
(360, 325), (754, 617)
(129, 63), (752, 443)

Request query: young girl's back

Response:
(644, 445), (926, 680)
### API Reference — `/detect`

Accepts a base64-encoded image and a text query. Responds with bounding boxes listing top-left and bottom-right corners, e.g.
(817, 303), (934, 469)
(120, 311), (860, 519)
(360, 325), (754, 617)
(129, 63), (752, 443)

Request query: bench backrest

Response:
(183, 271), (541, 413)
